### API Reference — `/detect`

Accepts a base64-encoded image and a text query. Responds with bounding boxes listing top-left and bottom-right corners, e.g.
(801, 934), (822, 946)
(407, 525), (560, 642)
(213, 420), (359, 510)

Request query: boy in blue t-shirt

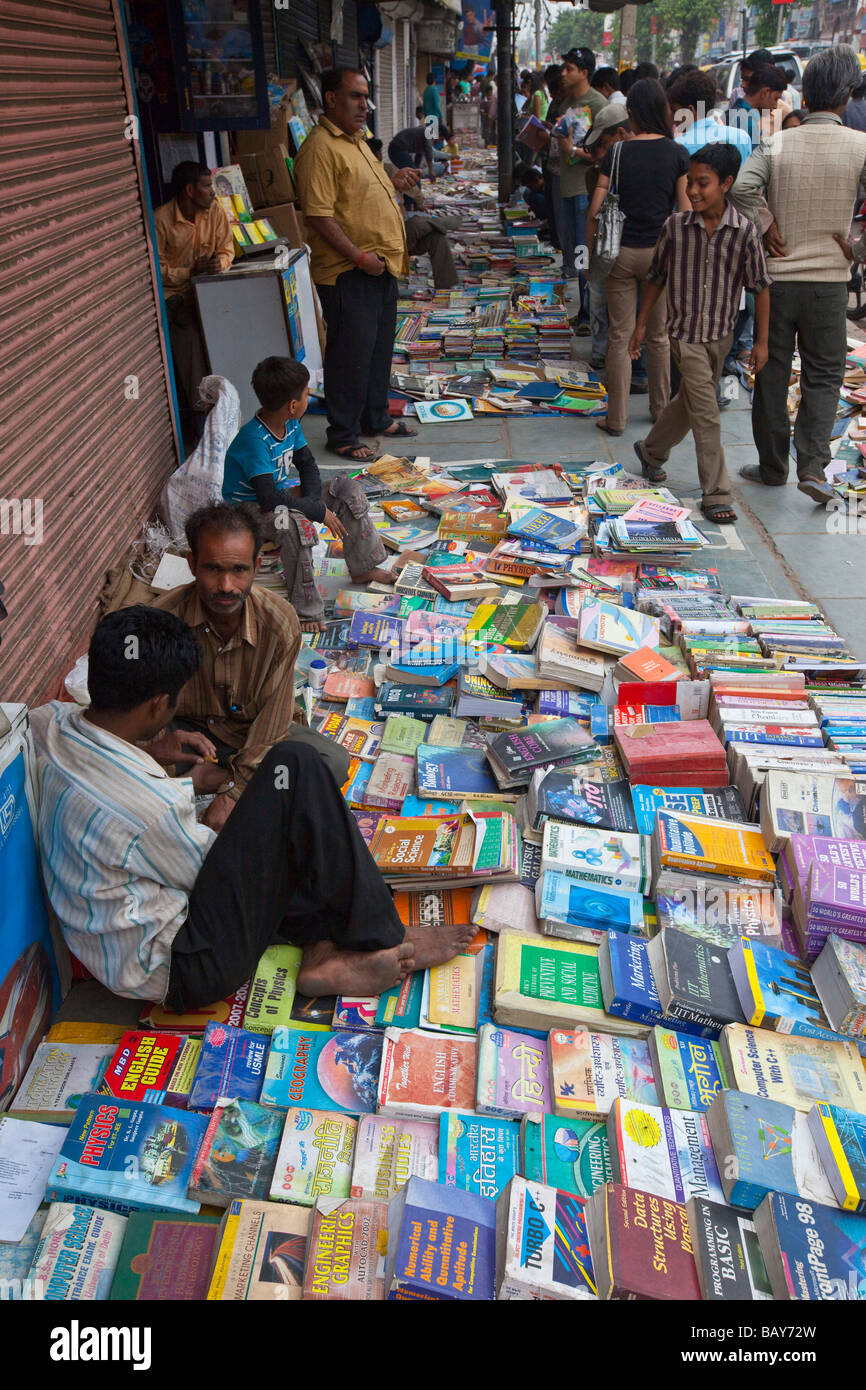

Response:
(223, 357), (395, 630)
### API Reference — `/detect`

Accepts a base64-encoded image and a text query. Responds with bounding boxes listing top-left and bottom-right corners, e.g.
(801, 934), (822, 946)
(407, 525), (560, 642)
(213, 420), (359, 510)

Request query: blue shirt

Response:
(222, 414), (308, 504)
(676, 114), (753, 159)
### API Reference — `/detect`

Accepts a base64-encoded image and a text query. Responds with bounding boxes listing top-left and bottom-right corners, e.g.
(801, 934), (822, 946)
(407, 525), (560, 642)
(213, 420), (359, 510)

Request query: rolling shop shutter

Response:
(375, 41), (396, 145)
(0, 0), (178, 705)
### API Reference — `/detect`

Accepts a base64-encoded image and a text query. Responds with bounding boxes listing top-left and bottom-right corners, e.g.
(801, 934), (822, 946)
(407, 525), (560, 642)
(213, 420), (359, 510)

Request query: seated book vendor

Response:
(151, 501), (348, 834)
(222, 356), (395, 631)
(30, 606), (475, 1012)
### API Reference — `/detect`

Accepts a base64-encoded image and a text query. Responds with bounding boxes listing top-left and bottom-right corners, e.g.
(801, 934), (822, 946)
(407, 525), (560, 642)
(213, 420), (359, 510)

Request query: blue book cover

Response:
(604, 933), (719, 1038)
(348, 612), (406, 647)
(416, 744), (499, 797)
(506, 508), (583, 553)
(401, 795), (462, 817)
(540, 873), (643, 931)
(725, 728), (824, 748)
(537, 690), (599, 719)
(388, 660), (461, 686)
(439, 1112), (520, 1198)
(260, 1028), (382, 1114)
(376, 683), (455, 717)
(386, 1175), (496, 1300)
(343, 759), (373, 805)
(374, 972), (424, 1030)
(810, 1102), (866, 1212)
(345, 696), (378, 720)
(590, 705), (610, 743)
(630, 785), (746, 836)
(188, 1021), (269, 1111)
(476, 937), (498, 1030)
(758, 1191), (866, 1299)
(712, 1091), (799, 1211)
(45, 1095), (208, 1215)
(729, 937), (843, 1043)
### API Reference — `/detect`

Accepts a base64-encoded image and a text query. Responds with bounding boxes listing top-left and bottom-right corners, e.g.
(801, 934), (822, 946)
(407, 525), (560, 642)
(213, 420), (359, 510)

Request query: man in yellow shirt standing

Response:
(154, 162), (235, 445)
(293, 69), (420, 462)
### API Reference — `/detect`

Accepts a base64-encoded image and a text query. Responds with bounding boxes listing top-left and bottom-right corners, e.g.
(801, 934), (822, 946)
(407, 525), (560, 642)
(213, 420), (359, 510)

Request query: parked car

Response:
(703, 48), (804, 109)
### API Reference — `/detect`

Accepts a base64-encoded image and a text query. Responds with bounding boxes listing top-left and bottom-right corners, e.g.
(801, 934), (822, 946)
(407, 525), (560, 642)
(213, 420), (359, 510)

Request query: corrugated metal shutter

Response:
(0, 0), (177, 706)
(262, 3), (278, 75)
(375, 42), (395, 145)
(335, 0), (359, 68)
(275, 0), (320, 79)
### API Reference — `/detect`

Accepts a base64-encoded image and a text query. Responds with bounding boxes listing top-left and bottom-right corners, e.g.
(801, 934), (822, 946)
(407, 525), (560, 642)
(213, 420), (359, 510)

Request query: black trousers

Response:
(165, 741), (404, 1012)
(316, 269), (398, 449)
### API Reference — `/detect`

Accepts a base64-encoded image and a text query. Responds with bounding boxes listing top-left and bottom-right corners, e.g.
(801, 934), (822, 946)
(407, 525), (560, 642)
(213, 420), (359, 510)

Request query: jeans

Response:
(751, 280), (848, 484)
(560, 193), (589, 311)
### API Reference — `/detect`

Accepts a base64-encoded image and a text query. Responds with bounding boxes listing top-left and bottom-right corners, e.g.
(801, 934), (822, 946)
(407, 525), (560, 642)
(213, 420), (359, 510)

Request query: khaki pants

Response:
(250, 472), (387, 622)
(605, 245), (670, 431)
(641, 334), (734, 508)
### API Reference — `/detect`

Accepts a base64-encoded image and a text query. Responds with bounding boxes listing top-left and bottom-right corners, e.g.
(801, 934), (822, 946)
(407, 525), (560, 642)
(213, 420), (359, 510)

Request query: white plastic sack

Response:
(159, 375), (241, 541)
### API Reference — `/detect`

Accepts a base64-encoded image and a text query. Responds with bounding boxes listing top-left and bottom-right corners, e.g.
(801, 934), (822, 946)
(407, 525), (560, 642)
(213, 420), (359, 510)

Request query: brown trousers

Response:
(640, 334), (735, 508)
(605, 245), (670, 431)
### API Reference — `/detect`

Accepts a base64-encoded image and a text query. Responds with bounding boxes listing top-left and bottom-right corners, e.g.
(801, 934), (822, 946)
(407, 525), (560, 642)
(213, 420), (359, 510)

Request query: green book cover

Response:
(466, 602), (545, 650)
(243, 944), (303, 1034)
(381, 714), (428, 754)
(108, 1213), (221, 1300)
(651, 1028), (728, 1112)
(520, 1111), (611, 1198)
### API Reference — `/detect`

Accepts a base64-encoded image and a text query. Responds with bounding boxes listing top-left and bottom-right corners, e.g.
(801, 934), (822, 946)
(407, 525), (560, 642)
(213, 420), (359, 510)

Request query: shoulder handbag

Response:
(594, 139), (626, 274)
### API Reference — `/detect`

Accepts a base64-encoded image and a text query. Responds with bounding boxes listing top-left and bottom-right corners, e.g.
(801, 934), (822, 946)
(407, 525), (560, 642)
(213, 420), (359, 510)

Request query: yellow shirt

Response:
(293, 116), (408, 284)
(154, 197), (235, 299)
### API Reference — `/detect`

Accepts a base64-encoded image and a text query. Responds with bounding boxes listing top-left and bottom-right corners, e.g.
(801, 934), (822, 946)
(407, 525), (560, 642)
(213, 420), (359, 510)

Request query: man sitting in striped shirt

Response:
(627, 142), (771, 525)
(31, 607), (475, 1011)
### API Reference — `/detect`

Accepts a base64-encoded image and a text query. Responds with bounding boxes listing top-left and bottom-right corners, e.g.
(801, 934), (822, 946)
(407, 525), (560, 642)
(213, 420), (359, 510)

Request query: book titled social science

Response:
(260, 1029), (383, 1114)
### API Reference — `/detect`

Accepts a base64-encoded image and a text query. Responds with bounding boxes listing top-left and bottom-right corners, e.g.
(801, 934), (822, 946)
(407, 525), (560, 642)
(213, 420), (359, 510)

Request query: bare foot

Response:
(402, 921), (478, 971)
(297, 940), (413, 997)
(300, 619), (326, 633)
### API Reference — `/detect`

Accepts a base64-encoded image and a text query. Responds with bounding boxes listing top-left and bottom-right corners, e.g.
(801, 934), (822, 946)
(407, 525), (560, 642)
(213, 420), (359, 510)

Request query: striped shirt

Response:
(151, 583), (301, 801)
(647, 201), (771, 344)
(30, 702), (215, 1001)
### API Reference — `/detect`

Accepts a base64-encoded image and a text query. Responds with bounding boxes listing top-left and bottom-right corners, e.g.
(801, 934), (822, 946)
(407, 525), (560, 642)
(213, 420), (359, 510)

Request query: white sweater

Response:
(730, 114), (866, 281)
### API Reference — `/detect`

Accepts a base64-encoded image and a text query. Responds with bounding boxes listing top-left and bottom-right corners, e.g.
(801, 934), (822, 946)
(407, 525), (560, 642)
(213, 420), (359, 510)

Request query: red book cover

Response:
(99, 1030), (186, 1102)
(614, 720), (727, 785)
(617, 648), (680, 683)
(590, 1183), (701, 1300)
(617, 681), (678, 708)
(376, 1028), (477, 1118)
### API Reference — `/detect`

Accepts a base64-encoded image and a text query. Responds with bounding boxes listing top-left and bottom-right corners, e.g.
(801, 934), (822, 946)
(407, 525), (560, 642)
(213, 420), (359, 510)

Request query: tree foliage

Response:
(547, 7), (607, 58)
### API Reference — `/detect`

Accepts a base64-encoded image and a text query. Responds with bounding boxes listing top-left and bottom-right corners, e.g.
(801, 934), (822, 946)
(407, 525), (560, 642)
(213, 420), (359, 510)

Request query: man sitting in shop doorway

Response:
(31, 607), (475, 1013)
(154, 162), (234, 450)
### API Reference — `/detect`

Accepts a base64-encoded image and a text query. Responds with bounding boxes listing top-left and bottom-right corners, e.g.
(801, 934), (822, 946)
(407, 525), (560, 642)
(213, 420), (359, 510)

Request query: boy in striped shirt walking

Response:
(627, 143), (771, 524)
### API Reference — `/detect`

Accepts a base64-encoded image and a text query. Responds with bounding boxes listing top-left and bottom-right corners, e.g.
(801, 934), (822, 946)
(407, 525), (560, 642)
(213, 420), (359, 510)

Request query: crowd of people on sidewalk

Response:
(513, 43), (866, 522)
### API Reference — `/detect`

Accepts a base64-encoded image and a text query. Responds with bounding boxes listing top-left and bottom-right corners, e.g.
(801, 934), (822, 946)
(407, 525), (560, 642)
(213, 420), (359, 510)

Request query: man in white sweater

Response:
(731, 46), (866, 503)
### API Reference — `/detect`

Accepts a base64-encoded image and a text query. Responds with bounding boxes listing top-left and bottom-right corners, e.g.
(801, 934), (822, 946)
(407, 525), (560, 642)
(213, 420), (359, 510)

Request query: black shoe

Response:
(629, 380), (649, 395)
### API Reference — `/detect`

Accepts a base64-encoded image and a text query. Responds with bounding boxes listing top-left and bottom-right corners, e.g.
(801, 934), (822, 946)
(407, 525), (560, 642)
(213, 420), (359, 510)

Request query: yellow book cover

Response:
(493, 934), (647, 1038)
(655, 811), (776, 881)
(45, 1022), (128, 1044)
(427, 952), (477, 1031)
(721, 1024), (866, 1115)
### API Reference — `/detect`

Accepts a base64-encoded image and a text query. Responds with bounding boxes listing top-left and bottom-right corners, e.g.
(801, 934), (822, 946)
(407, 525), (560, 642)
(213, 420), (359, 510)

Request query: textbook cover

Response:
(630, 785), (746, 836)
(439, 1111), (520, 1199)
(269, 1108), (358, 1207)
(242, 945), (303, 1035)
(649, 1028), (727, 1111)
(303, 1197), (388, 1300)
(108, 1212), (221, 1301)
(45, 1095), (208, 1216)
(721, 1024), (866, 1115)
(520, 1111), (612, 1199)
(807, 1101), (866, 1213)
(99, 1031), (200, 1107)
(541, 821), (649, 893)
(207, 1199), (310, 1300)
(10, 1042), (115, 1124)
(28, 1201), (127, 1301)
(754, 1191), (866, 1300)
(607, 1096), (725, 1206)
(497, 1176), (596, 1300)
(188, 1021), (269, 1112)
(188, 1097), (284, 1207)
(549, 1029), (658, 1120)
(385, 1176), (497, 1300)
(475, 1023), (550, 1119)
(260, 1029), (383, 1114)
(350, 1114), (439, 1201)
(686, 1196), (773, 1301)
(416, 744), (501, 799)
(707, 1091), (800, 1211)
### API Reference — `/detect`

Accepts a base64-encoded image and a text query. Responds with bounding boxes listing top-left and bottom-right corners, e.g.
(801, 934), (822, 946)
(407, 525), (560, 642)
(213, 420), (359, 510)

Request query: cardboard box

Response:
(235, 100), (290, 155)
(240, 148), (295, 207)
(254, 201), (305, 248)
(238, 154), (266, 209)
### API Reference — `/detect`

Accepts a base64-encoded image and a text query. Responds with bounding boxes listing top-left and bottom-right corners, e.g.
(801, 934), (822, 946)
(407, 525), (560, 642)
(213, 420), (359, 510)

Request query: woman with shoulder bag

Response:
(586, 79), (690, 436)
